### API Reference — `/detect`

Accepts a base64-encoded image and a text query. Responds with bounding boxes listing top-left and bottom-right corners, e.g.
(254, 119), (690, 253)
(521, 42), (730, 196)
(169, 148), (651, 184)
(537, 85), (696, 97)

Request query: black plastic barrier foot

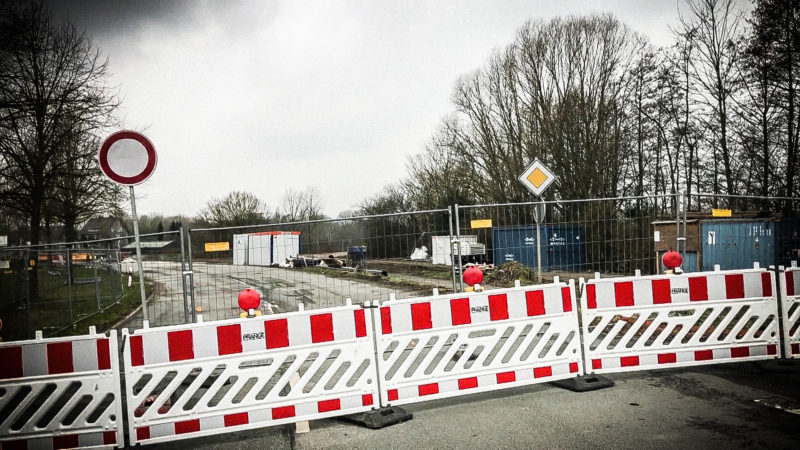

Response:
(757, 359), (800, 373)
(342, 406), (413, 429)
(550, 375), (615, 392)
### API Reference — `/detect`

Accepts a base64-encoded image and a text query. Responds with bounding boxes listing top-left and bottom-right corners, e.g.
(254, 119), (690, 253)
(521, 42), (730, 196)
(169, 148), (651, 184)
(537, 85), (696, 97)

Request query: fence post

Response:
(447, 206), (457, 293)
(179, 226), (190, 323)
(117, 240), (124, 293)
(674, 192), (680, 255)
(186, 228), (197, 323)
(93, 251), (101, 312)
(66, 247), (74, 323)
(25, 247), (31, 339)
(454, 204), (464, 292)
(107, 244), (117, 304)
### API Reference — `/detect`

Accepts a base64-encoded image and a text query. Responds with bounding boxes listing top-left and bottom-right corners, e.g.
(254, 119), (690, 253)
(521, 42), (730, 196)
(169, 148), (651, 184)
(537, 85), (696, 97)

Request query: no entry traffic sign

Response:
(98, 130), (157, 185)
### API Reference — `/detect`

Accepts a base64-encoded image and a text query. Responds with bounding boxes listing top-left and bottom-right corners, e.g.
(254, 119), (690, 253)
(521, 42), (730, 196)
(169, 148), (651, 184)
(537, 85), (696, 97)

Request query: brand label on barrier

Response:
(243, 332), (265, 341)
(670, 277), (690, 302)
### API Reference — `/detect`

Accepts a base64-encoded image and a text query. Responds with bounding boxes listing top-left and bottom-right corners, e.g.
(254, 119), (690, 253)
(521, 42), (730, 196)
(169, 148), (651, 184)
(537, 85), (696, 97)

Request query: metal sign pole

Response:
(535, 199), (543, 284)
(518, 158), (555, 285)
(130, 185), (148, 322)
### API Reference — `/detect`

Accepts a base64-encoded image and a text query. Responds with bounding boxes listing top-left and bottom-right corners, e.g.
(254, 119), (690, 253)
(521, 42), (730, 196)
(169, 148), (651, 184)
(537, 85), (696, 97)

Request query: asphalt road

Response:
(121, 260), (435, 329)
(141, 361), (800, 450)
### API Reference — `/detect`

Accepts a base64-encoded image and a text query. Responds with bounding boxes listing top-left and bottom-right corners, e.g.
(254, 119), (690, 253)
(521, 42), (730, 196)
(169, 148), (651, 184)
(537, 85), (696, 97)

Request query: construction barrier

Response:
(0, 328), (123, 450)
(371, 279), (583, 407)
(122, 303), (378, 445)
(580, 265), (780, 374)
(4, 262), (799, 448)
(779, 262), (800, 358)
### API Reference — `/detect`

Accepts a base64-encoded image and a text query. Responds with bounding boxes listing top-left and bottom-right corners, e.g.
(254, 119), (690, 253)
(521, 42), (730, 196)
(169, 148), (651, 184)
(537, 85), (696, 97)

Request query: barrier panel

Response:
(122, 304), (379, 445)
(0, 328), (124, 450)
(371, 279), (583, 407)
(779, 262), (800, 358)
(581, 265), (780, 374)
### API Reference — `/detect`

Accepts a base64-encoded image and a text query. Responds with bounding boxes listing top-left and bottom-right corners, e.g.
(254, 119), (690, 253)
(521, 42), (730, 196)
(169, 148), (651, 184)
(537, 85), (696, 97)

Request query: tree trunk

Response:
(64, 214), (78, 242)
(28, 200), (41, 301)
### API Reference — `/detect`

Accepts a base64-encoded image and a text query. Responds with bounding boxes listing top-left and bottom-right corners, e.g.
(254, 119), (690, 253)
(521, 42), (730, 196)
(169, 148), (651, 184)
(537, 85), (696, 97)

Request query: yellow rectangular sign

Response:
(205, 242), (230, 252)
(471, 219), (493, 229)
(711, 209), (732, 217)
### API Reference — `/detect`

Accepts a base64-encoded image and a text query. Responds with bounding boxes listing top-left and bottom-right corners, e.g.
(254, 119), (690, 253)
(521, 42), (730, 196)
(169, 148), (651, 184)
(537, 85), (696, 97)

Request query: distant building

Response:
(80, 216), (127, 241)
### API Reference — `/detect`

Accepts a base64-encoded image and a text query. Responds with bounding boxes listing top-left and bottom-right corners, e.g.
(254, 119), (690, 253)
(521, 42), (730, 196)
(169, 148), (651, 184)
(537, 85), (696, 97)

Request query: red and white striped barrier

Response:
(371, 279), (582, 407)
(0, 328), (124, 450)
(580, 265), (780, 374)
(122, 303), (378, 445)
(779, 262), (800, 358)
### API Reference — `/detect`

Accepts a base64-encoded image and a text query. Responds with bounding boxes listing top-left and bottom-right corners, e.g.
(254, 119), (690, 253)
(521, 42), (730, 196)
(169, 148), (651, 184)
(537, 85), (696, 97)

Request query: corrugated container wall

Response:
(775, 218), (800, 268)
(700, 220), (775, 271)
(492, 225), (584, 271)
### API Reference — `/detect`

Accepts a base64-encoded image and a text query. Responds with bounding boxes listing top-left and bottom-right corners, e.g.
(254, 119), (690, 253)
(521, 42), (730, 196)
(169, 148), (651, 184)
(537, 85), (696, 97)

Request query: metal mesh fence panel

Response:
(454, 195), (678, 286)
(185, 210), (454, 324)
(8, 194), (800, 339)
(0, 232), (183, 341)
(687, 194), (800, 271)
(128, 231), (187, 329)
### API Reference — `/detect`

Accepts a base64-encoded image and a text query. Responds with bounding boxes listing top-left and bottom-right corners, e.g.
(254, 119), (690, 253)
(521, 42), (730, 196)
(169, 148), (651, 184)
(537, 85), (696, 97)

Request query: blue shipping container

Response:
(492, 225), (584, 271)
(700, 221), (774, 271)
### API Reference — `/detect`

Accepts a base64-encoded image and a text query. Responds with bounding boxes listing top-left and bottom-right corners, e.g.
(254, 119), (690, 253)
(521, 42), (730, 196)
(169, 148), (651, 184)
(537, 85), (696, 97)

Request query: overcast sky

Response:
(46, 0), (751, 218)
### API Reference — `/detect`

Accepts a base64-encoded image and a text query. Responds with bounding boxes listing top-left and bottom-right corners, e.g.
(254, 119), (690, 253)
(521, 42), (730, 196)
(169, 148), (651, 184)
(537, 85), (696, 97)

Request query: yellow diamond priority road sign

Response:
(518, 158), (556, 197)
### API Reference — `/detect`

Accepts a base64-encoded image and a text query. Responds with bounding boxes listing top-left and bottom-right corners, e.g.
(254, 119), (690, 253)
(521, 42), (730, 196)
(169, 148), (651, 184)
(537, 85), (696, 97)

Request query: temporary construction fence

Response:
(13, 193), (800, 339)
(0, 327), (124, 449)
(0, 231), (183, 341)
(1, 262), (797, 448)
(122, 302), (378, 446)
(580, 264), (780, 374)
(453, 195), (677, 280)
(184, 210), (454, 324)
(779, 262), (800, 358)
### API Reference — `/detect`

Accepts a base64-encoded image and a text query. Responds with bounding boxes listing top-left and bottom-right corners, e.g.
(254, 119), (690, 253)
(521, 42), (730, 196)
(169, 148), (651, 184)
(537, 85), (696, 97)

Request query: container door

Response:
(546, 225), (584, 271)
(247, 235), (271, 266)
(775, 219), (800, 267)
(492, 227), (540, 269)
(701, 221), (774, 271)
(272, 234), (300, 264)
(431, 236), (451, 266)
(233, 234), (248, 265)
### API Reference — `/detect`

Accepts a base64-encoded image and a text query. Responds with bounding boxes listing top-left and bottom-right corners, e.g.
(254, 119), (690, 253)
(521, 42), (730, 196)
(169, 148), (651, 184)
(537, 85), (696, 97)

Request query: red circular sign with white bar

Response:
(98, 130), (157, 185)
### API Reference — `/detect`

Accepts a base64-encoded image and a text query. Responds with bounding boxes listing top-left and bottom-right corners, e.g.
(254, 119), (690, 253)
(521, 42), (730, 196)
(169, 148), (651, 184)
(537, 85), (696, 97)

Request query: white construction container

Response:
(431, 235), (478, 265)
(233, 234), (248, 265)
(232, 231), (301, 266)
(272, 232), (301, 264)
(247, 234), (272, 266)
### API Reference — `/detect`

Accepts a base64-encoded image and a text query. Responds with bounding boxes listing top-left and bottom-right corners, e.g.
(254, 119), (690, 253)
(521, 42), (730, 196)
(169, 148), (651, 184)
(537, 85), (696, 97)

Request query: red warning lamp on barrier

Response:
(463, 266), (483, 287)
(238, 288), (262, 318)
(662, 250), (682, 272)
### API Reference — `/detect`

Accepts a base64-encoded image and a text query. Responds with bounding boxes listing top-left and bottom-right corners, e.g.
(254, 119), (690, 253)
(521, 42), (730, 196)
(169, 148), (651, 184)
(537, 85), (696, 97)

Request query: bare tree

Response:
(199, 191), (269, 227)
(677, 0), (745, 205)
(747, 0), (800, 213)
(50, 131), (125, 241)
(0, 3), (119, 298)
(0, 4), (119, 243)
(278, 187), (324, 222)
(399, 14), (645, 206)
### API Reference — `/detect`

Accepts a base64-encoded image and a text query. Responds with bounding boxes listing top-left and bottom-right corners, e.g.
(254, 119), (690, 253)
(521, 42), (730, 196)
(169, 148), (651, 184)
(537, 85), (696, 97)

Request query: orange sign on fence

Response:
(204, 242), (230, 252)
